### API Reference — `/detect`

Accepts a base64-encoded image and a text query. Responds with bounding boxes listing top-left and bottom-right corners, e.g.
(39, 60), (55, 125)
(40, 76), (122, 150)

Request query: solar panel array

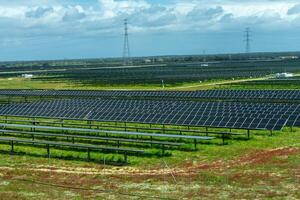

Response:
(0, 89), (299, 101)
(0, 98), (297, 130)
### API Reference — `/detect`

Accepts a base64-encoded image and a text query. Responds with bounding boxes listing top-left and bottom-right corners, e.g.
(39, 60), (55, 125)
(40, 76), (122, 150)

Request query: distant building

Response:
(22, 74), (33, 78)
(200, 63), (209, 67)
(279, 56), (299, 60)
(144, 59), (152, 63)
(275, 73), (293, 78)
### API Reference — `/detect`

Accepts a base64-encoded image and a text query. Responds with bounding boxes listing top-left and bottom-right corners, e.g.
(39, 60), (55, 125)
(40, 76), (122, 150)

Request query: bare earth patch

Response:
(0, 147), (299, 199)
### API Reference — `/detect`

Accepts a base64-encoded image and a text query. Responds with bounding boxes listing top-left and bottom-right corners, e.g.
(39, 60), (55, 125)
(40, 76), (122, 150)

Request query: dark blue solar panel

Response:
(0, 98), (296, 131)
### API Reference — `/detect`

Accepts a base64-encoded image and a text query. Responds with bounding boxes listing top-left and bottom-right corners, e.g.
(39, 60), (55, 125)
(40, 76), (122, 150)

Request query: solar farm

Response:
(0, 60), (299, 199)
(0, 89), (298, 164)
(1, 0), (300, 196)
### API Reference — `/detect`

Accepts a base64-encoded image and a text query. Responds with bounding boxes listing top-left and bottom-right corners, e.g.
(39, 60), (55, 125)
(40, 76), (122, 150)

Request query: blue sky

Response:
(1, 0), (300, 61)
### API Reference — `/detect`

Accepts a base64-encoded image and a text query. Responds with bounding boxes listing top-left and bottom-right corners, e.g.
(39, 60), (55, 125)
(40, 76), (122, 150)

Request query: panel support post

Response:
(222, 133), (225, 145)
(87, 148), (90, 161)
(194, 139), (197, 150)
(46, 144), (50, 157)
(162, 144), (165, 155)
(247, 129), (250, 139)
(124, 152), (128, 163)
(10, 141), (14, 154)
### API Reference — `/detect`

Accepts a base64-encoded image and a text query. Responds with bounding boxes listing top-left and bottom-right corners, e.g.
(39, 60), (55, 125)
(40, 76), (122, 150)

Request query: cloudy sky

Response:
(1, 0), (300, 61)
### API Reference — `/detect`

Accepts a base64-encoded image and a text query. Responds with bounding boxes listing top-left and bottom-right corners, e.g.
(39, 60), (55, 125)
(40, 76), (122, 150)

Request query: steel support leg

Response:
(10, 141), (14, 154)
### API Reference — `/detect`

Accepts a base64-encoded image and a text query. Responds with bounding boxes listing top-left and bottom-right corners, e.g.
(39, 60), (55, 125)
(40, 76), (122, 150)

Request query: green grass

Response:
(0, 76), (274, 91)
(0, 125), (299, 199)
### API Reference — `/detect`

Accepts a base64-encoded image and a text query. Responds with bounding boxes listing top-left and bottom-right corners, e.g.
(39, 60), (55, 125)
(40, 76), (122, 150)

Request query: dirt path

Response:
(170, 77), (270, 90)
(170, 73), (300, 90)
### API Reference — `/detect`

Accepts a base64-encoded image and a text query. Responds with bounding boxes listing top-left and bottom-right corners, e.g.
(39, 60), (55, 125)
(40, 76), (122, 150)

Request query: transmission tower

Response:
(203, 50), (206, 62)
(244, 27), (251, 54)
(123, 19), (131, 65)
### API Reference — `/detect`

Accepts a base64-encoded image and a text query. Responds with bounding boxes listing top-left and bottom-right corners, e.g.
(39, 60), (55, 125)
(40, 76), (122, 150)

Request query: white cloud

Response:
(0, 0), (298, 40)
(288, 4), (300, 15)
(62, 6), (86, 22)
(26, 7), (54, 19)
(99, 0), (150, 18)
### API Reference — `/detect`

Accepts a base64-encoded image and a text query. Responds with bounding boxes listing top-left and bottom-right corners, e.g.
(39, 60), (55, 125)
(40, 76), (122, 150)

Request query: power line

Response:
(123, 19), (131, 66)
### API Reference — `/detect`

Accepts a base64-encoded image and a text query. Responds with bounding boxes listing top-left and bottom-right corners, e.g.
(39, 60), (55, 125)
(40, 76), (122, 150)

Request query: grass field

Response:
(1, 74), (299, 91)
(0, 76), (275, 91)
(0, 76), (299, 200)
(0, 127), (299, 199)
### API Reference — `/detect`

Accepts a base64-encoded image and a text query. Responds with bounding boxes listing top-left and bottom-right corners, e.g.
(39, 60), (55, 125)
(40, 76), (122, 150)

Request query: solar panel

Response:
(0, 123), (214, 140)
(0, 137), (145, 154)
(0, 98), (296, 131)
(0, 129), (184, 147)
(0, 89), (299, 101)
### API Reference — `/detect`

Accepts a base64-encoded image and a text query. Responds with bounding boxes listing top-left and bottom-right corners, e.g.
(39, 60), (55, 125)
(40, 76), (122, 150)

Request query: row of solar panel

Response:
(0, 98), (298, 130)
(2, 98), (299, 110)
(0, 89), (299, 101)
(7, 98), (298, 118)
(1, 97), (298, 108)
